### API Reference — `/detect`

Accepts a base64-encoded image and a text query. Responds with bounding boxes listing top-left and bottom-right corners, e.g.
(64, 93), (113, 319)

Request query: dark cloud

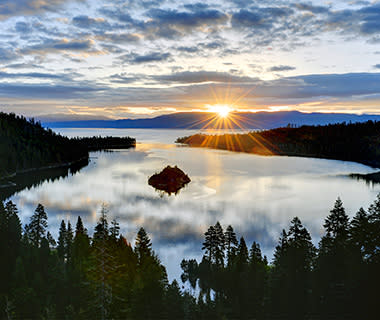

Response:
(183, 3), (210, 12)
(96, 33), (140, 44)
(294, 3), (330, 14)
(72, 15), (111, 30)
(109, 73), (140, 84)
(3, 62), (43, 69)
(151, 71), (258, 84)
(120, 52), (171, 64)
(21, 39), (96, 55)
(0, 0), (85, 19)
(231, 7), (293, 29)
(0, 47), (16, 63)
(0, 83), (104, 99)
(373, 64), (380, 69)
(268, 65), (296, 72)
(147, 8), (228, 28)
(0, 71), (71, 80)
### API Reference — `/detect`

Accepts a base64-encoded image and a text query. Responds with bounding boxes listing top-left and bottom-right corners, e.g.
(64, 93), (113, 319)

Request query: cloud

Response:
(0, 48), (16, 63)
(0, 0), (85, 19)
(96, 33), (140, 44)
(72, 15), (111, 30)
(374, 64), (380, 69)
(0, 71), (71, 80)
(231, 7), (293, 29)
(294, 3), (330, 14)
(268, 65), (296, 72)
(0, 83), (104, 99)
(147, 8), (228, 29)
(151, 71), (258, 84)
(120, 51), (171, 64)
(21, 39), (97, 55)
(109, 73), (140, 84)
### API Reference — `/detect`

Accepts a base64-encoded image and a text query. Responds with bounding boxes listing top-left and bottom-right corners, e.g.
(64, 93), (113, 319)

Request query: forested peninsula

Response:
(176, 121), (380, 168)
(0, 195), (379, 319)
(0, 112), (136, 179)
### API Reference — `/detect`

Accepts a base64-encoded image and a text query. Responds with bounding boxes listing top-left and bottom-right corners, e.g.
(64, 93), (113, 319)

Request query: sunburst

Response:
(206, 104), (232, 118)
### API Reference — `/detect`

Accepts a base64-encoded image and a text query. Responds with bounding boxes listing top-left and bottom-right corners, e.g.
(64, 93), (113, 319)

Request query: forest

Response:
(176, 120), (380, 167)
(0, 112), (135, 178)
(0, 195), (379, 319)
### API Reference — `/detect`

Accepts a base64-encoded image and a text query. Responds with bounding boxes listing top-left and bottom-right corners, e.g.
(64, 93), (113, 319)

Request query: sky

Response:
(1, 0), (380, 120)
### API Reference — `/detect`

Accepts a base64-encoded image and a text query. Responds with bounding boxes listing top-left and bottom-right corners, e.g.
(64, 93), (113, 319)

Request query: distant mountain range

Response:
(43, 111), (380, 130)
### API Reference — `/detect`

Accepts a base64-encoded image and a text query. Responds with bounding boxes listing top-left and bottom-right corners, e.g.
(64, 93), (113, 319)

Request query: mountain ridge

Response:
(43, 111), (380, 129)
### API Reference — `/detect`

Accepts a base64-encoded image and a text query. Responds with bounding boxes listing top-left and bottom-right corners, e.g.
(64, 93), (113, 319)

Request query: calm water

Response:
(9, 128), (380, 281)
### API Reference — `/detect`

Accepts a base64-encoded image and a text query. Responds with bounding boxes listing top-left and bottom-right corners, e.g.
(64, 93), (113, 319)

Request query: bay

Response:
(9, 128), (380, 281)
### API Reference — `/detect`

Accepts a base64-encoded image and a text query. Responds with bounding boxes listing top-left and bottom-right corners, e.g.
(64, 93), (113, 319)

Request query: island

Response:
(148, 165), (191, 195)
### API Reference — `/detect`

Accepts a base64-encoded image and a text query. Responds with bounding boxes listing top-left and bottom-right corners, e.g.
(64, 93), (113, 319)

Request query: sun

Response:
(206, 104), (232, 118)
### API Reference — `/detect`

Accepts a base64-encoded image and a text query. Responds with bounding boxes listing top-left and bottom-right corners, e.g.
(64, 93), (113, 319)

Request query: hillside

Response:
(176, 121), (380, 167)
(0, 112), (136, 178)
(42, 111), (380, 129)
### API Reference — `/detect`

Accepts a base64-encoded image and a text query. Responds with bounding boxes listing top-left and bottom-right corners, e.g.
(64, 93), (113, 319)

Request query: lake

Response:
(8, 128), (380, 281)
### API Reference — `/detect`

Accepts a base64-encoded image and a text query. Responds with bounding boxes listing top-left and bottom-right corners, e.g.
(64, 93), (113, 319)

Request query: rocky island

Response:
(148, 165), (191, 195)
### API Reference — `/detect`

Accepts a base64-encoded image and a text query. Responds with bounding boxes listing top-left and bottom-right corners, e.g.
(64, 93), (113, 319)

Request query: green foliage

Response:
(0, 112), (135, 184)
(1, 195), (380, 319)
(25, 203), (48, 247)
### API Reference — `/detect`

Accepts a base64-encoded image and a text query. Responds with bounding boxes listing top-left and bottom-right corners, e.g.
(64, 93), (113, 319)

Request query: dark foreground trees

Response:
(0, 196), (379, 319)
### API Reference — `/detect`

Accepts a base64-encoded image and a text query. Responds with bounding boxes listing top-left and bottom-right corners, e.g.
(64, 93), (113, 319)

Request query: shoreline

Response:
(0, 156), (89, 188)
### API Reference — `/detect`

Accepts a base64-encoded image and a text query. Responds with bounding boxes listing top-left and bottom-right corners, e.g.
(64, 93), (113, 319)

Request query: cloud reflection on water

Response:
(10, 129), (380, 281)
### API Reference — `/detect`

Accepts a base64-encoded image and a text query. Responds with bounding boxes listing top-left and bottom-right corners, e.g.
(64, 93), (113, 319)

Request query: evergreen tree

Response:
(324, 197), (349, 239)
(236, 237), (249, 267)
(249, 241), (263, 264)
(75, 216), (86, 236)
(135, 227), (152, 261)
(202, 225), (216, 262)
(57, 220), (66, 261)
(47, 231), (56, 248)
(224, 225), (238, 266)
(213, 222), (225, 267)
(26, 203), (48, 247)
(66, 221), (74, 263)
(317, 199), (351, 319)
(110, 219), (120, 239)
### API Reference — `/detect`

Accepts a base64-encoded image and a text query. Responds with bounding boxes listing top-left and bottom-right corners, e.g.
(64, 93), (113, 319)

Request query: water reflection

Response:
(0, 158), (88, 201)
(8, 129), (380, 281)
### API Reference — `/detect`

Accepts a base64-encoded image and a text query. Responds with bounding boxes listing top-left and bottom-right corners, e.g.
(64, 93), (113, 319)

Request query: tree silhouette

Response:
(25, 203), (48, 247)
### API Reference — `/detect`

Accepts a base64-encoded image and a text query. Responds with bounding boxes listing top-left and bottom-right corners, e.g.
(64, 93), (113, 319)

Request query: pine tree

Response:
(236, 237), (248, 267)
(57, 220), (66, 261)
(324, 197), (349, 239)
(249, 241), (263, 264)
(225, 225), (238, 265)
(75, 216), (86, 236)
(110, 219), (120, 239)
(47, 231), (56, 248)
(213, 222), (225, 267)
(94, 204), (109, 242)
(135, 227), (152, 261)
(26, 203), (48, 247)
(66, 221), (74, 264)
(202, 226), (216, 262)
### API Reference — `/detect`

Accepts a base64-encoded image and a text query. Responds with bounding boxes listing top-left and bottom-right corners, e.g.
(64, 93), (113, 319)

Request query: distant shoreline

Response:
(176, 121), (380, 183)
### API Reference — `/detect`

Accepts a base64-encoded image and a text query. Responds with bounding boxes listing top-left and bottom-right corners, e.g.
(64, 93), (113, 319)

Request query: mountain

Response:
(43, 111), (380, 129)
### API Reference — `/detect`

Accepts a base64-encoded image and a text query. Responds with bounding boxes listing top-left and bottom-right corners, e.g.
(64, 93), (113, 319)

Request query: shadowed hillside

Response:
(0, 112), (135, 180)
(176, 121), (380, 167)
